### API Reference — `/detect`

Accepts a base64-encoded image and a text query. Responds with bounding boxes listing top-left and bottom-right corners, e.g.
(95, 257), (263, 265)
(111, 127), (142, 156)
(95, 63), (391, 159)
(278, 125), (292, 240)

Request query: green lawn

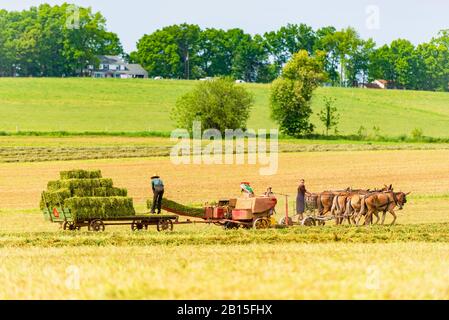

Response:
(1, 78), (449, 137)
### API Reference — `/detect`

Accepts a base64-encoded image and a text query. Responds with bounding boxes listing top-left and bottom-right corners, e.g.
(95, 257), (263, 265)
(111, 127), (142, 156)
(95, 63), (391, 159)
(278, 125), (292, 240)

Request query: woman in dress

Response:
(296, 179), (307, 219)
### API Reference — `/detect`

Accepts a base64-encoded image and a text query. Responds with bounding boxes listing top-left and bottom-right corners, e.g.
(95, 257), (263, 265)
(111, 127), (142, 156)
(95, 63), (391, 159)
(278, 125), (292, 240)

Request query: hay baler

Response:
(162, 193), (278, 229)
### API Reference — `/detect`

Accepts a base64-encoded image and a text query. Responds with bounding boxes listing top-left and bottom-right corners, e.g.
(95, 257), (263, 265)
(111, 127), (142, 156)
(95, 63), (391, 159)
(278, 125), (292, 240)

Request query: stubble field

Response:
(0, 149), (448, 299)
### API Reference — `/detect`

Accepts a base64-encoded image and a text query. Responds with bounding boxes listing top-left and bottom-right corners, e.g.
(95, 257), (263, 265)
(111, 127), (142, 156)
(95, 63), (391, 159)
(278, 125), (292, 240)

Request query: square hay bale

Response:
(47, 178), (114, 193)
(60, 170), (102, 180)
(147, 198), (204, 218)
(93, 187), (127, 197)
(64, 197), (135, 221)
(40, 188), (72, 210)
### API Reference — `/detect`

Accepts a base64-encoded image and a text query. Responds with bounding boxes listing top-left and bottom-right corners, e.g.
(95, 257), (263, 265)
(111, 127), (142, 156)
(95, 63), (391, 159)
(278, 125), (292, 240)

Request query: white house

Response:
(91, 56), (148, 79)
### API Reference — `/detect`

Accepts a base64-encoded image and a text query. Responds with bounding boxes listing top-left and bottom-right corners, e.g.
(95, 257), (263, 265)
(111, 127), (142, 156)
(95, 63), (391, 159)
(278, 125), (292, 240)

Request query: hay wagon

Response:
(42, 206), (177, 232)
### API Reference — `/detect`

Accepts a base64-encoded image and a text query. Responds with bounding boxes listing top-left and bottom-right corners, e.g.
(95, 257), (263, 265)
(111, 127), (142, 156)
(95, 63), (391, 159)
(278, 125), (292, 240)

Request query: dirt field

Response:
(1, 149), (449, 210)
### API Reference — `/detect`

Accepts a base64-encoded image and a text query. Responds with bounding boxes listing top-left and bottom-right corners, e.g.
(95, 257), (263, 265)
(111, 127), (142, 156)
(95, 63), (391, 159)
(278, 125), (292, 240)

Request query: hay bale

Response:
(60, 170), (102, 180)
(64, 197), (135, 221)
(40, 189), (71, 210)
(40, 169), (135, 220)
(47, 178), (114, 193)
(147, 198), (204, 218)
(93, 187), (127, 197)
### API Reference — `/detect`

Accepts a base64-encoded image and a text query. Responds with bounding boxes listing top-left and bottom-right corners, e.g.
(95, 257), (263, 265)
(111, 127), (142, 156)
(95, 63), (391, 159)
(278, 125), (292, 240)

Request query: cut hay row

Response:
(147, 198), (204, 218)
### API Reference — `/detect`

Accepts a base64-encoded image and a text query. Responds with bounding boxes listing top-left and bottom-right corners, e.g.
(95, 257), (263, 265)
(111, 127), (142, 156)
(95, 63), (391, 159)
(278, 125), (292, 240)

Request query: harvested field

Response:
(2, 138), (449, 163)
(0, 243), (448, 299)
(1, 149), (448, 210)
(1, 148), (448, 300)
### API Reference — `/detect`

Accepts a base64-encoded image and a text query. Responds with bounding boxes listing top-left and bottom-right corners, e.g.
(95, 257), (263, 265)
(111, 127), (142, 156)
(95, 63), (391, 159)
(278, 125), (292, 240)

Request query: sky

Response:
(1, 0), (448, 53)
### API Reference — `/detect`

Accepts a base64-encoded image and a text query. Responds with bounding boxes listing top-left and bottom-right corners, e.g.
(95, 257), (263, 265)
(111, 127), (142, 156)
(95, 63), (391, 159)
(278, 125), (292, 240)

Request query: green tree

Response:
(264, 23), (317, 74)
(270, 50), (327, 136)
(232, 34), (274, 82)
(318, 97), (339, 135)
(172, 78), (254, 132)
(134, 23), (200, 79)
(0, 4), (123, 77)
(369, 39), (419, 89)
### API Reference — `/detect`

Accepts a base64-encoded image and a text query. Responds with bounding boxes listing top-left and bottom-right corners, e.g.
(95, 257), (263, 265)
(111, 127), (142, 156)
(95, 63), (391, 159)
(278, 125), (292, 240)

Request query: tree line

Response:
(0, 4), (123, 77)
(132, 23), (449, 91)
(1, 4), (449, 91)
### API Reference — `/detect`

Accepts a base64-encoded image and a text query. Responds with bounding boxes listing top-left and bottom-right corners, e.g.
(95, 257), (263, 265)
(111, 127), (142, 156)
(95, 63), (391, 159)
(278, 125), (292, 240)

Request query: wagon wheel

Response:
(63, 221), (79, 231)
(301, 217), (316, 227)
(89, 219), (105, 232)
(253, 218), (270, 229)
(131, 220), (144, 231)
(157, 219), (173, 232)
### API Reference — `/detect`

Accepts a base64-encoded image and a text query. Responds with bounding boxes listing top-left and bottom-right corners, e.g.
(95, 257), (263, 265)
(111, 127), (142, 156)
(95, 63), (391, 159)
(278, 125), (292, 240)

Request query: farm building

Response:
(90, 55), (148, 79)
(363, 79), (389, 89)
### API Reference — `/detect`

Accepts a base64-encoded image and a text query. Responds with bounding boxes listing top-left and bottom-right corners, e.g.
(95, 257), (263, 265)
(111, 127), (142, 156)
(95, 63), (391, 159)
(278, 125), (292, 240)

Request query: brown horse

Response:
(359, 191), (410, 225)
(331, 189), (370, 225)
(306, 188), (351, 224)
(346, 185), (393, 225)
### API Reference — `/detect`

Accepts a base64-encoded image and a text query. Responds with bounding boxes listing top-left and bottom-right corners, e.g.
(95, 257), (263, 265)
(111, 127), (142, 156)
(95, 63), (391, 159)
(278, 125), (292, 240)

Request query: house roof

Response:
(375, 79), (389, 85)
(125, 64), (148, 75)
(98, 55), (126, 65)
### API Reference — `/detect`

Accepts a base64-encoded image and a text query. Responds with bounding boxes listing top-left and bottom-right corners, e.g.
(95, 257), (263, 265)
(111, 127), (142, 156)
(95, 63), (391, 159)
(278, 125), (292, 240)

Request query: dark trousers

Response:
(152, 189), (164, 213)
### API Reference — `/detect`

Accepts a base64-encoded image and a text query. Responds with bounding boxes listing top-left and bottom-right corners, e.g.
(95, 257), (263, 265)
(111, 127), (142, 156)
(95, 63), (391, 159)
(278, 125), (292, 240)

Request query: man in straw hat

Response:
(151, 174), (164, 214)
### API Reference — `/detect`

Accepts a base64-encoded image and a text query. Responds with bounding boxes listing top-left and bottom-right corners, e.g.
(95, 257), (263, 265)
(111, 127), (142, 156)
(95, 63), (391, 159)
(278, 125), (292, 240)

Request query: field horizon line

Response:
(1, 130), (449, 144)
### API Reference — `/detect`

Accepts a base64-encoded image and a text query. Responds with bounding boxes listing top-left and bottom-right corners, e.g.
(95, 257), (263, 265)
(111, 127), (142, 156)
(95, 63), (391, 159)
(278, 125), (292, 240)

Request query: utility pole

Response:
(185, 50), (190, 80)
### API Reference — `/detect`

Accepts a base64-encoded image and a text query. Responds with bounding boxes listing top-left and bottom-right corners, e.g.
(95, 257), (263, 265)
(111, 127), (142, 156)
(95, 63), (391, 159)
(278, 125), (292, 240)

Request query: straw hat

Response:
(151, 174), (160, 179)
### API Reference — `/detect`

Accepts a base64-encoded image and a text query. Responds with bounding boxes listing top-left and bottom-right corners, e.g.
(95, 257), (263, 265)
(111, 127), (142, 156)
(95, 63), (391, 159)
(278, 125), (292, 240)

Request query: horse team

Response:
(305, 185), (410, 225)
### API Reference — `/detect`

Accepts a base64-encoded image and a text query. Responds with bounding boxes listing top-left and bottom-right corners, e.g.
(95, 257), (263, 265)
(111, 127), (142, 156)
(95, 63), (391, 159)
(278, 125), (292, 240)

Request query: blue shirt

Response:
(151, 178), (164, 190)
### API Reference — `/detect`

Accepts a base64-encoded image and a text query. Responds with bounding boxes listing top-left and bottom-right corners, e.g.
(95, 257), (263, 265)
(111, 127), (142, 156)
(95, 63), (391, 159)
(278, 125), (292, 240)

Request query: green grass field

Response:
(1, 78), (449, 137)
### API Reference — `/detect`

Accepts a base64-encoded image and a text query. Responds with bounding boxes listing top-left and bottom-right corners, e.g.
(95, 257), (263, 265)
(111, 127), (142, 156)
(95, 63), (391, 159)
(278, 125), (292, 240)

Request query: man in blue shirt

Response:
(151, 174), (164, 214)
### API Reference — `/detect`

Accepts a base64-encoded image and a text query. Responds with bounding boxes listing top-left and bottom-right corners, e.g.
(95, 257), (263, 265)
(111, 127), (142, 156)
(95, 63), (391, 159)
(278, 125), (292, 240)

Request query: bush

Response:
(411, 128), (424, 140)
(171, 77), (254, 132)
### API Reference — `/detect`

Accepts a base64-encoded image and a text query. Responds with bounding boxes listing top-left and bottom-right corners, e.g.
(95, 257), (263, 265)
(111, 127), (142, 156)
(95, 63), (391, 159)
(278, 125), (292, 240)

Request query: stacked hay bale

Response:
(40, 169), (135, 221)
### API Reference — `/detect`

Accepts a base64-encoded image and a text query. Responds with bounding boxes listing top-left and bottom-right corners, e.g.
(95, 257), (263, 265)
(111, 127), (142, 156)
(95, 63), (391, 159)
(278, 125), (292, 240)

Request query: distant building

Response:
(90, 56), (148, 79)
(364, 79), (389, 89)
